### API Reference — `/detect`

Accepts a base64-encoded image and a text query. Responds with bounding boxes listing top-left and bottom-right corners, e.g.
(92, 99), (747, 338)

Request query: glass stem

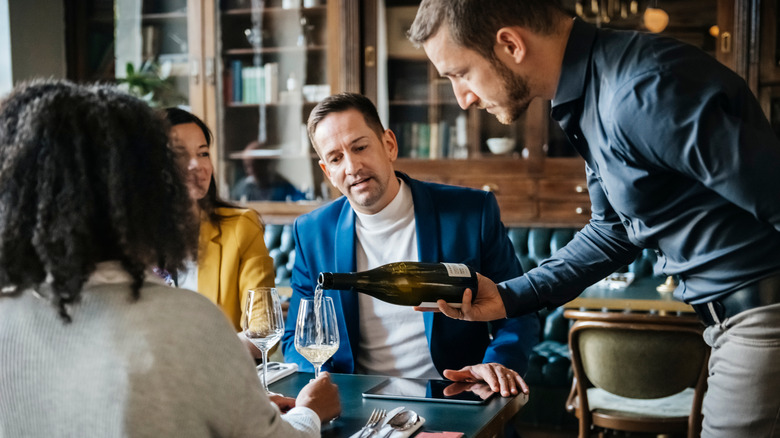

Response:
(314, 364), (321, 379)
(261, 348), (270, 392)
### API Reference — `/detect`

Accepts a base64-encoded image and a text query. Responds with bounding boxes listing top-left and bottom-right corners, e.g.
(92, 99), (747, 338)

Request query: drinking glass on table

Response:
(294, 296), (339, 379)
(242, 287), (284, 393)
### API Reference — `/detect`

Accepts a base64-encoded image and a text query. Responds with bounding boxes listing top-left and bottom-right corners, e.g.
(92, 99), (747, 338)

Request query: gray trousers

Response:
(702, 302), (780, 437)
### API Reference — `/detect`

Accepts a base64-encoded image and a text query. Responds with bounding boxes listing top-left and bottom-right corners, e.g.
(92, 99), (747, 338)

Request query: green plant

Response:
(117, 61), (184, 107)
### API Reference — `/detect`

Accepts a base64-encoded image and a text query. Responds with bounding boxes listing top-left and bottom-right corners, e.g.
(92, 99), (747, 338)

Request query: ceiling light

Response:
(644, 7), (669, 33)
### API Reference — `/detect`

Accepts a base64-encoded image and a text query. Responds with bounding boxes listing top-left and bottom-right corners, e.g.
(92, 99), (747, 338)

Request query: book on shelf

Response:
(223, 68), (233, 105)
(429, 122), (439, 159)
(392, 121), (455, 159)
(263, 62), (279, 104)
(231, 60), (243, 103)
(416, 122), (430, 158)
(236, 62), (281, 105)
(242, 66), (264, 104)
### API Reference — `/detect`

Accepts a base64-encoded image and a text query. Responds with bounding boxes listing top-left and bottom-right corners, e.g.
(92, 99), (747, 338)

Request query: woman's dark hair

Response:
(0, 79), (197, 322)
(307, 92), (385, 154)
(164, 107), (238, 225)
(408, 0), (567, 64)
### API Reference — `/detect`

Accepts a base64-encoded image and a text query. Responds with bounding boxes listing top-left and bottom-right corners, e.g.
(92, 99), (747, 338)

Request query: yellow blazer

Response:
(198, 207), (275, 331)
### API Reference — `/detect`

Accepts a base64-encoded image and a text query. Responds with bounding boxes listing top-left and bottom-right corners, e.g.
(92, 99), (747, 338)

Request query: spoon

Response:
(380, 409), (419, 437)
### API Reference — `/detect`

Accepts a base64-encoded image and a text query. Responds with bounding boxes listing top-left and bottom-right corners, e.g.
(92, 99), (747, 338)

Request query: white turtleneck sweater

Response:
(353, 179), (439, 379)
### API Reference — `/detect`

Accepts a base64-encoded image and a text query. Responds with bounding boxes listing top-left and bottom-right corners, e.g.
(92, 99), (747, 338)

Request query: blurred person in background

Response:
(231, 140), (305, 202)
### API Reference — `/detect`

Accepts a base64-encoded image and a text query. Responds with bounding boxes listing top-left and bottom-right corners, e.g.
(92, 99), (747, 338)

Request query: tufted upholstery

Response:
(264, 223), (662, 428)
(264, 224), (295, 287)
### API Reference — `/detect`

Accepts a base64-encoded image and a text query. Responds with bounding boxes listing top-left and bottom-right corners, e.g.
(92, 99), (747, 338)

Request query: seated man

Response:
(282, 92), (539, 397)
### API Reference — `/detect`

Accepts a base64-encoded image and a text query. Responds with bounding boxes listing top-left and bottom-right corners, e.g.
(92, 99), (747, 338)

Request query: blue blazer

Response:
(282, 173), (540, 376)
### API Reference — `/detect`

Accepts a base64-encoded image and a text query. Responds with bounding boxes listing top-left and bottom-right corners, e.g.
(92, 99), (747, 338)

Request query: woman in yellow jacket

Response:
(165, 108), (275, 355)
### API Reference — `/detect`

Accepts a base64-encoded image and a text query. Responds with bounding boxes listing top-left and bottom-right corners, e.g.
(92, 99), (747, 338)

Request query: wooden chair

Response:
(564, 310), (710, 438)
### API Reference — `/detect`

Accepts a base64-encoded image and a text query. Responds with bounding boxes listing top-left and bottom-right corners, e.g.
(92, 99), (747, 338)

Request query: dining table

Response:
(269, 372), (529, 438)
(564, 275), (694, 315)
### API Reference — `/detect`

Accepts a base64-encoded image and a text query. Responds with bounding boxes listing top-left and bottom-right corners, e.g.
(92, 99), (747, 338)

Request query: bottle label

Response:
(442, 263), (470, 278)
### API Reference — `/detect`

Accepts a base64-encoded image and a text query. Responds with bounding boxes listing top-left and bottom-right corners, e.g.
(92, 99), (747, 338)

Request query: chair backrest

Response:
(567, 311), (708, 400)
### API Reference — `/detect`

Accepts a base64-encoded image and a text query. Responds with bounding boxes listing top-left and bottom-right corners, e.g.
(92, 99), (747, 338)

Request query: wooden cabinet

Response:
(759, 0), (780, 83)
(66, 0), (773, 226)
(212, 0), (359, 215)
(758, 0), (780, 138)
(66, 0), (359, 223)
(215, 1), (332, 206)
(67, 0), (204, 112)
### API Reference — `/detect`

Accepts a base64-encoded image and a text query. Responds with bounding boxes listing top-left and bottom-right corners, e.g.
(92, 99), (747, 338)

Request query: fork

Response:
(358, 408), (386, 438)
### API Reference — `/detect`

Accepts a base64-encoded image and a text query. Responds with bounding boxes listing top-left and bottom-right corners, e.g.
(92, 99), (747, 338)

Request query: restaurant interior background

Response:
(3, 0), (778, 229)
(1, 1), (779, 436)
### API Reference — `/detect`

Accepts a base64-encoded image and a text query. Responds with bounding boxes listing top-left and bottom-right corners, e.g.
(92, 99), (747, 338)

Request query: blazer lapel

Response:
(334, 201), (360, 357)
(402, 173), (440, 341)
(198, 217), (223, 305)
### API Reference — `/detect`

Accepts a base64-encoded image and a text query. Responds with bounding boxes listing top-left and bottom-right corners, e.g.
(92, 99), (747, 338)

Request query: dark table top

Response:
(269, 372), (528, 438)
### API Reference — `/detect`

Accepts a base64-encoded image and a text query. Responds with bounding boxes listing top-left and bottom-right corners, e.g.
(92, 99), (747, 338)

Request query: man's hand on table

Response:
(443, 363), (529, 397)
(441, 381), (494, 400)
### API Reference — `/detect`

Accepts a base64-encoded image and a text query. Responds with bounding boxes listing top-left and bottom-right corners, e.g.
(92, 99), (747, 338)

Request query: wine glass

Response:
(242, 287), (284, 393)
(294, 296), (339, 379)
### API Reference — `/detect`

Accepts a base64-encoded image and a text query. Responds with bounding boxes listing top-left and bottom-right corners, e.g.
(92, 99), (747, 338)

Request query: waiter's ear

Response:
(495, 27), (527, 65)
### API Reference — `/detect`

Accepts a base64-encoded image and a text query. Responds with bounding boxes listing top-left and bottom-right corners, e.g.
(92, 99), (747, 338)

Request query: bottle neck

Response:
(318, 272), (359, 290)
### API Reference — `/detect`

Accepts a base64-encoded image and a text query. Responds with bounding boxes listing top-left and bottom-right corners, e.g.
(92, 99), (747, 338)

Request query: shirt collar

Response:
(552, 18), (597, 112)
(84, 261), (168, 287)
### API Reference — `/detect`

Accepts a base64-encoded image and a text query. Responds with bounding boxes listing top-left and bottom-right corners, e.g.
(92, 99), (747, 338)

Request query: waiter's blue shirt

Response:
(500, 19), (780, 315)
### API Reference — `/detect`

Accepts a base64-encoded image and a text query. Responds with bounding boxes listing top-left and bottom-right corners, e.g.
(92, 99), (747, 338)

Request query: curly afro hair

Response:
(0, 79), (197, 322)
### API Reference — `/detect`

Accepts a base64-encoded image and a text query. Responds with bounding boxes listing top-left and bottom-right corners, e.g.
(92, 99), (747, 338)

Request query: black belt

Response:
(693, 273), (780, 326)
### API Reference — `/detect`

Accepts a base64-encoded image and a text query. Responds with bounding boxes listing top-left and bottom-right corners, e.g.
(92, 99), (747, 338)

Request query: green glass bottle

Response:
(318, 262), (477, 307)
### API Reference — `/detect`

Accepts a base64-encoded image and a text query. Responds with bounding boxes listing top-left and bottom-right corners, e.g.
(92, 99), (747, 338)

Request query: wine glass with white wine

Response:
(294, 296), (339, 378)
(242, 287), (284, 393)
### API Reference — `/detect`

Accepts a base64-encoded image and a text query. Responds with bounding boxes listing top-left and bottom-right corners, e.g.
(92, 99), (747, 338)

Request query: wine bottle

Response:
(317, 262), (477, 307)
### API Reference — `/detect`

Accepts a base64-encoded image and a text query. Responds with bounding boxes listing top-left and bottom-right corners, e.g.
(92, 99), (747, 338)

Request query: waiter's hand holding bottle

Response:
(415, 273), (508, 321)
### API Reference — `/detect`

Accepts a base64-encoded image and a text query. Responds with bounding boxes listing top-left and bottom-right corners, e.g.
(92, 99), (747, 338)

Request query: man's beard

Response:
(492, 57), (532, 125)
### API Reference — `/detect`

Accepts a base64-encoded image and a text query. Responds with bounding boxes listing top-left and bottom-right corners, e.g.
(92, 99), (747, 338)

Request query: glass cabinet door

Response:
(215, 0), (333, 205)
(67, 0), (197, 110)
(376, 2), (541, 161)
(114, 0), (194, 108)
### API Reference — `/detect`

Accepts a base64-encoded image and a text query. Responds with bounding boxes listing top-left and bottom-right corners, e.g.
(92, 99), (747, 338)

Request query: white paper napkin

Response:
(256, 362), (298, 385)
(348, 414), (425, 438)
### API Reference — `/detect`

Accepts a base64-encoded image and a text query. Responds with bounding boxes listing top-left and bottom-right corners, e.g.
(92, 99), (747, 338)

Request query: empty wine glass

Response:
(294, 296), (339, 379)
(242, 287), (284, 393)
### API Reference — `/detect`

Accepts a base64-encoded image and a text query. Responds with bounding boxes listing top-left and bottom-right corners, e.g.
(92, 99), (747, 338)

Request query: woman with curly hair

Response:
(0, 80), (340, 436)
(164, 108), (275, 339)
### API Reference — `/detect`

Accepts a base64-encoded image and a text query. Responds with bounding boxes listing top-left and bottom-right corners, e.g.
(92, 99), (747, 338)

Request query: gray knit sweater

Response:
(0, 262), (319, 437)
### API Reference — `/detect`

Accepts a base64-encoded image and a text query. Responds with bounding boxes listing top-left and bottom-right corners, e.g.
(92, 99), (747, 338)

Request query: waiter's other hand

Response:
(443, 363), (528, 397)
(425, 273), (507, 321)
